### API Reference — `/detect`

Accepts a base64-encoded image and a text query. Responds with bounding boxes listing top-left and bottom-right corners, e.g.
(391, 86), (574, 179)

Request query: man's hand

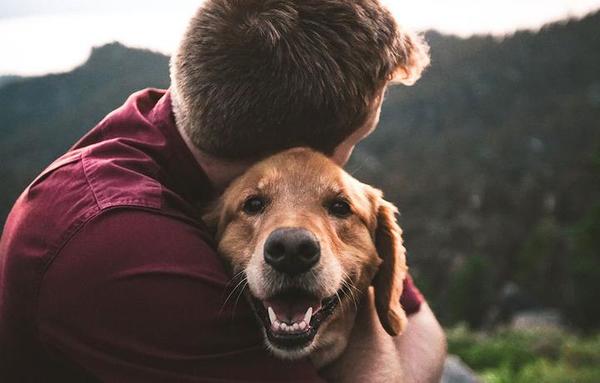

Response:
(320, 288), (447, 383)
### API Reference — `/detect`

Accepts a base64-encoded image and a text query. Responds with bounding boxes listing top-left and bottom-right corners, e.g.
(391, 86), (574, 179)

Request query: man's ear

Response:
(373, 199), (408, 336)
(389, 28), (430, 86)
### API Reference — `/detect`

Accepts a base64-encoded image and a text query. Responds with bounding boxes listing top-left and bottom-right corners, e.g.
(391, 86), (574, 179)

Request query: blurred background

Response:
(1, 1), (599, 381)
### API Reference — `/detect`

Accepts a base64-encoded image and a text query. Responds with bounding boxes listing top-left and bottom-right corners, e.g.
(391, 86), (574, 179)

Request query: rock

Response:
(511, 309), (563, 331)
(441, 355), (480, 383)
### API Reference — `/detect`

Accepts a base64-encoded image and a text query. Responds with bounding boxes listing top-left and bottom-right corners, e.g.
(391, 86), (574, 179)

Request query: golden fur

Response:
(204, 148), (407, 366)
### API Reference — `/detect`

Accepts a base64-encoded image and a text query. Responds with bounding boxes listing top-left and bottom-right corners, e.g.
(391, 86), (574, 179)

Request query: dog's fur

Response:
(204, 148), (407, 367)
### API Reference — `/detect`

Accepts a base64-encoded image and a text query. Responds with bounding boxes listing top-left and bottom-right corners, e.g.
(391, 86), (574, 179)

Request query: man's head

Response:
(171, 0), (430, 163)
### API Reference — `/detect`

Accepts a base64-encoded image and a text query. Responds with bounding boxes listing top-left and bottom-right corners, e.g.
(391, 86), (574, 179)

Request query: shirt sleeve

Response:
(401, 274), (424, 316)
(37, 209), (325, 383)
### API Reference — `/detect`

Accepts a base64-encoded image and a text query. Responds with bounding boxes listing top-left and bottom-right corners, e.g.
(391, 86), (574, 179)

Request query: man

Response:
(0, 0), (445, 381)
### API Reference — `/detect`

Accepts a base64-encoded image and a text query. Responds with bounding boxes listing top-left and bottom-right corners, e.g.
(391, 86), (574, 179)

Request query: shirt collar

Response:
(150, 90), (216, 206)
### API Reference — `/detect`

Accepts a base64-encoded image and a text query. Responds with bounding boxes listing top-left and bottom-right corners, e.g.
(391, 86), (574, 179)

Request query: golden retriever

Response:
(204, 147), (408, 367)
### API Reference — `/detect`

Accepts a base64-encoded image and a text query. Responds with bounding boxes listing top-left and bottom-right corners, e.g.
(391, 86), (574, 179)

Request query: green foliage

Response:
(446, 256), (494, 327)
(447, 327), (600, 382)
(517, 359), (600, 383)
(447, 326), (538, 372)
(514, 216), (562, 307)
(564, 203), (600, 329)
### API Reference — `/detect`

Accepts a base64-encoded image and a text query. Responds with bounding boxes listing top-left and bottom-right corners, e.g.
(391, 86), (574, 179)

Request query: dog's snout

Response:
(264, 227), (320, 275)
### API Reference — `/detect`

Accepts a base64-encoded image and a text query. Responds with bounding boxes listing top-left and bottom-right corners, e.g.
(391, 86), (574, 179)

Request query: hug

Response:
(0, 0), (445, 381)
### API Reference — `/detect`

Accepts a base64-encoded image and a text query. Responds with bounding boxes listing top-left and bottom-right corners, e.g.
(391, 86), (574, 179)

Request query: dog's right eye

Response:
(243, 196), (267, 215)
(327, 198), (352, 218)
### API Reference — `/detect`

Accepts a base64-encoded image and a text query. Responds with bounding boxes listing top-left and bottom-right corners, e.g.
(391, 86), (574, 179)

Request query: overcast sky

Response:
(1, 0), (600, 76)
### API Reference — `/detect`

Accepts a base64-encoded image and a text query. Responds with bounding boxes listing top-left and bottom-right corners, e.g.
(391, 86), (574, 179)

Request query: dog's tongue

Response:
(264, 294), (322, 323)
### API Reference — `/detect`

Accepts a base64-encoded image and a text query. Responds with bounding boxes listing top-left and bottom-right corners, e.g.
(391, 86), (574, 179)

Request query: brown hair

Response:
(170, 0), (430, 159)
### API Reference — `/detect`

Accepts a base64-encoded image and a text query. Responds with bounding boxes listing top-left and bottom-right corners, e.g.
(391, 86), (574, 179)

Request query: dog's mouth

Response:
(250, 288), (341, 350)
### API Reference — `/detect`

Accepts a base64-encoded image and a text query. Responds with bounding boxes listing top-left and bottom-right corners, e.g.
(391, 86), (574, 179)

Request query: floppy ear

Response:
(389, 28), (430, 86)
(373, 199), (408, 336)
(201, 198), (226, 239)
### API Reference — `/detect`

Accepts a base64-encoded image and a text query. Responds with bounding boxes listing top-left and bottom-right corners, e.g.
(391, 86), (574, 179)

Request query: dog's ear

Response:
(373, 198), (408, 336)
(202, 198), (225, 238)
(389, 28), (430, 86)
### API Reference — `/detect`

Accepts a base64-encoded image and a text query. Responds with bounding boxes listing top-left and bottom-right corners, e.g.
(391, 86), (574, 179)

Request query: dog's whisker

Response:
(219, 275), (248, 318)
(231, 280), (249, 320)
(221, 272), (246, 302)
(341, 281), (359, 311)
(338, 271), (360, 311)
(224, 270), (246, 289)
(340, 270), (361, 294)
(335, 290), (345, 314)
(343, 274), (362, 298)
(225, 275), (247, 303)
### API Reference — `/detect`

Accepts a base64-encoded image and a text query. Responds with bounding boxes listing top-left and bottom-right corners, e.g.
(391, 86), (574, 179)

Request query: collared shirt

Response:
(0, 88), (423, 382)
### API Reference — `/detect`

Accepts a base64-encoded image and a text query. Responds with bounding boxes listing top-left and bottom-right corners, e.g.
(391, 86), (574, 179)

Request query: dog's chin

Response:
(248, 288), (342, 359)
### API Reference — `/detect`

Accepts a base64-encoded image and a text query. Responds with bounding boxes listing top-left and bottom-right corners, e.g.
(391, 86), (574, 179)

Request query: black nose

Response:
(264, 228), (321, 276)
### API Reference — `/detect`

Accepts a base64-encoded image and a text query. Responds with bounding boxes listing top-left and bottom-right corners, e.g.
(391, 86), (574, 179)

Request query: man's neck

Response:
(176, 123), (252, 193)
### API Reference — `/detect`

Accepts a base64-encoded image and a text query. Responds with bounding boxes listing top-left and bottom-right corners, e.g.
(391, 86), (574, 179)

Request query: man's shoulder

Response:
(3, 87), (196, 254)
(52, 208), (222, 283)
(79, 135), (164, 211)
(3, 139), (166, 252)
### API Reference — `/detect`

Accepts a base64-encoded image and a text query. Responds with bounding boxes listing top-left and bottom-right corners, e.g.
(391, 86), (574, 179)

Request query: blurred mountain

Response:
(350, 12), (600, 329)
(0, 42), (169, 226)
(1, 14), (599, 329)
(0, 75), (21, 88)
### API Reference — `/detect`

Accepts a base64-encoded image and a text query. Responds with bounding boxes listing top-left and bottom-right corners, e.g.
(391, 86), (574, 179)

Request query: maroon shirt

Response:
(0, 89), (423, 382)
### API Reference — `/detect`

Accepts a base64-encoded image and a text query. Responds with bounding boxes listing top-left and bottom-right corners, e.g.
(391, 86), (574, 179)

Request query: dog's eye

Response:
(328, 198), (352, 218)
(243, 196), (267, 215)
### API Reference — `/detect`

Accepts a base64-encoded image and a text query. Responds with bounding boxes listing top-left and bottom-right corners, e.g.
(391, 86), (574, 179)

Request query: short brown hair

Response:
(170, 0), (429, 159)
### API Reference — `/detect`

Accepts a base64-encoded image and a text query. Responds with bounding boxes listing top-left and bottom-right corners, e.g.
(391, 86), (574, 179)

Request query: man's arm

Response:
(321, 288), (447, 383)
(395, 302), (447, 382)
(38, 209), (325, 382)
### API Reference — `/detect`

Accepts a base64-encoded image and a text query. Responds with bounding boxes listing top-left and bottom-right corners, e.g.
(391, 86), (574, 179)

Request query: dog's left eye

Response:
(243, 196), (267, 215)
(328, 198), (352, 218)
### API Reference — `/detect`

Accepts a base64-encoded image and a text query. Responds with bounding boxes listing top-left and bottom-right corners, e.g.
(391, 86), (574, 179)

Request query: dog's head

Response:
(205, 148), (407, 362)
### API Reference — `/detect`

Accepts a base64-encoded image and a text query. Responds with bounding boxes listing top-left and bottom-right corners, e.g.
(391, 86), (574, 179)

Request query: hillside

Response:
(350, 12), (600, 329)
(0, 42), (170, 224)
(0, 76), (21, 88)
(1, 13), (599, 329)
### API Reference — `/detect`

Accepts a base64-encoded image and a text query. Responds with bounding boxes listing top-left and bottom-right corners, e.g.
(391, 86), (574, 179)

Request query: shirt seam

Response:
(81, 148), (102, 209)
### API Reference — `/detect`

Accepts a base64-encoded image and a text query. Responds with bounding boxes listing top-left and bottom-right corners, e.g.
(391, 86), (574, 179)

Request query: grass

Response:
(446, 325), (600, 383)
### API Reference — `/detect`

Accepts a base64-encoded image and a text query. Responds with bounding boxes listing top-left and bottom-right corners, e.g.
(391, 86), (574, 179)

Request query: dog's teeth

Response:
(304, 307), (313, 324)
(269, 308), (313, 333)
(267, 307), (277, 325)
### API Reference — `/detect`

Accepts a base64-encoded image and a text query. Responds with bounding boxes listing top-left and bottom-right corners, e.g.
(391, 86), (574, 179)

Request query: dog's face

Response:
(205, 148), (407, 363)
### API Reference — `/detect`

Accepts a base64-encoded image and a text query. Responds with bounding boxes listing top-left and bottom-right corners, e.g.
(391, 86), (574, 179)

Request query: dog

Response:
(204, 147), (408, 367)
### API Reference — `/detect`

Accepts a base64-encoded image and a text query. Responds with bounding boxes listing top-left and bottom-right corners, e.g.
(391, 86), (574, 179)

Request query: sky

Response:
(1, 0), (599, 76)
